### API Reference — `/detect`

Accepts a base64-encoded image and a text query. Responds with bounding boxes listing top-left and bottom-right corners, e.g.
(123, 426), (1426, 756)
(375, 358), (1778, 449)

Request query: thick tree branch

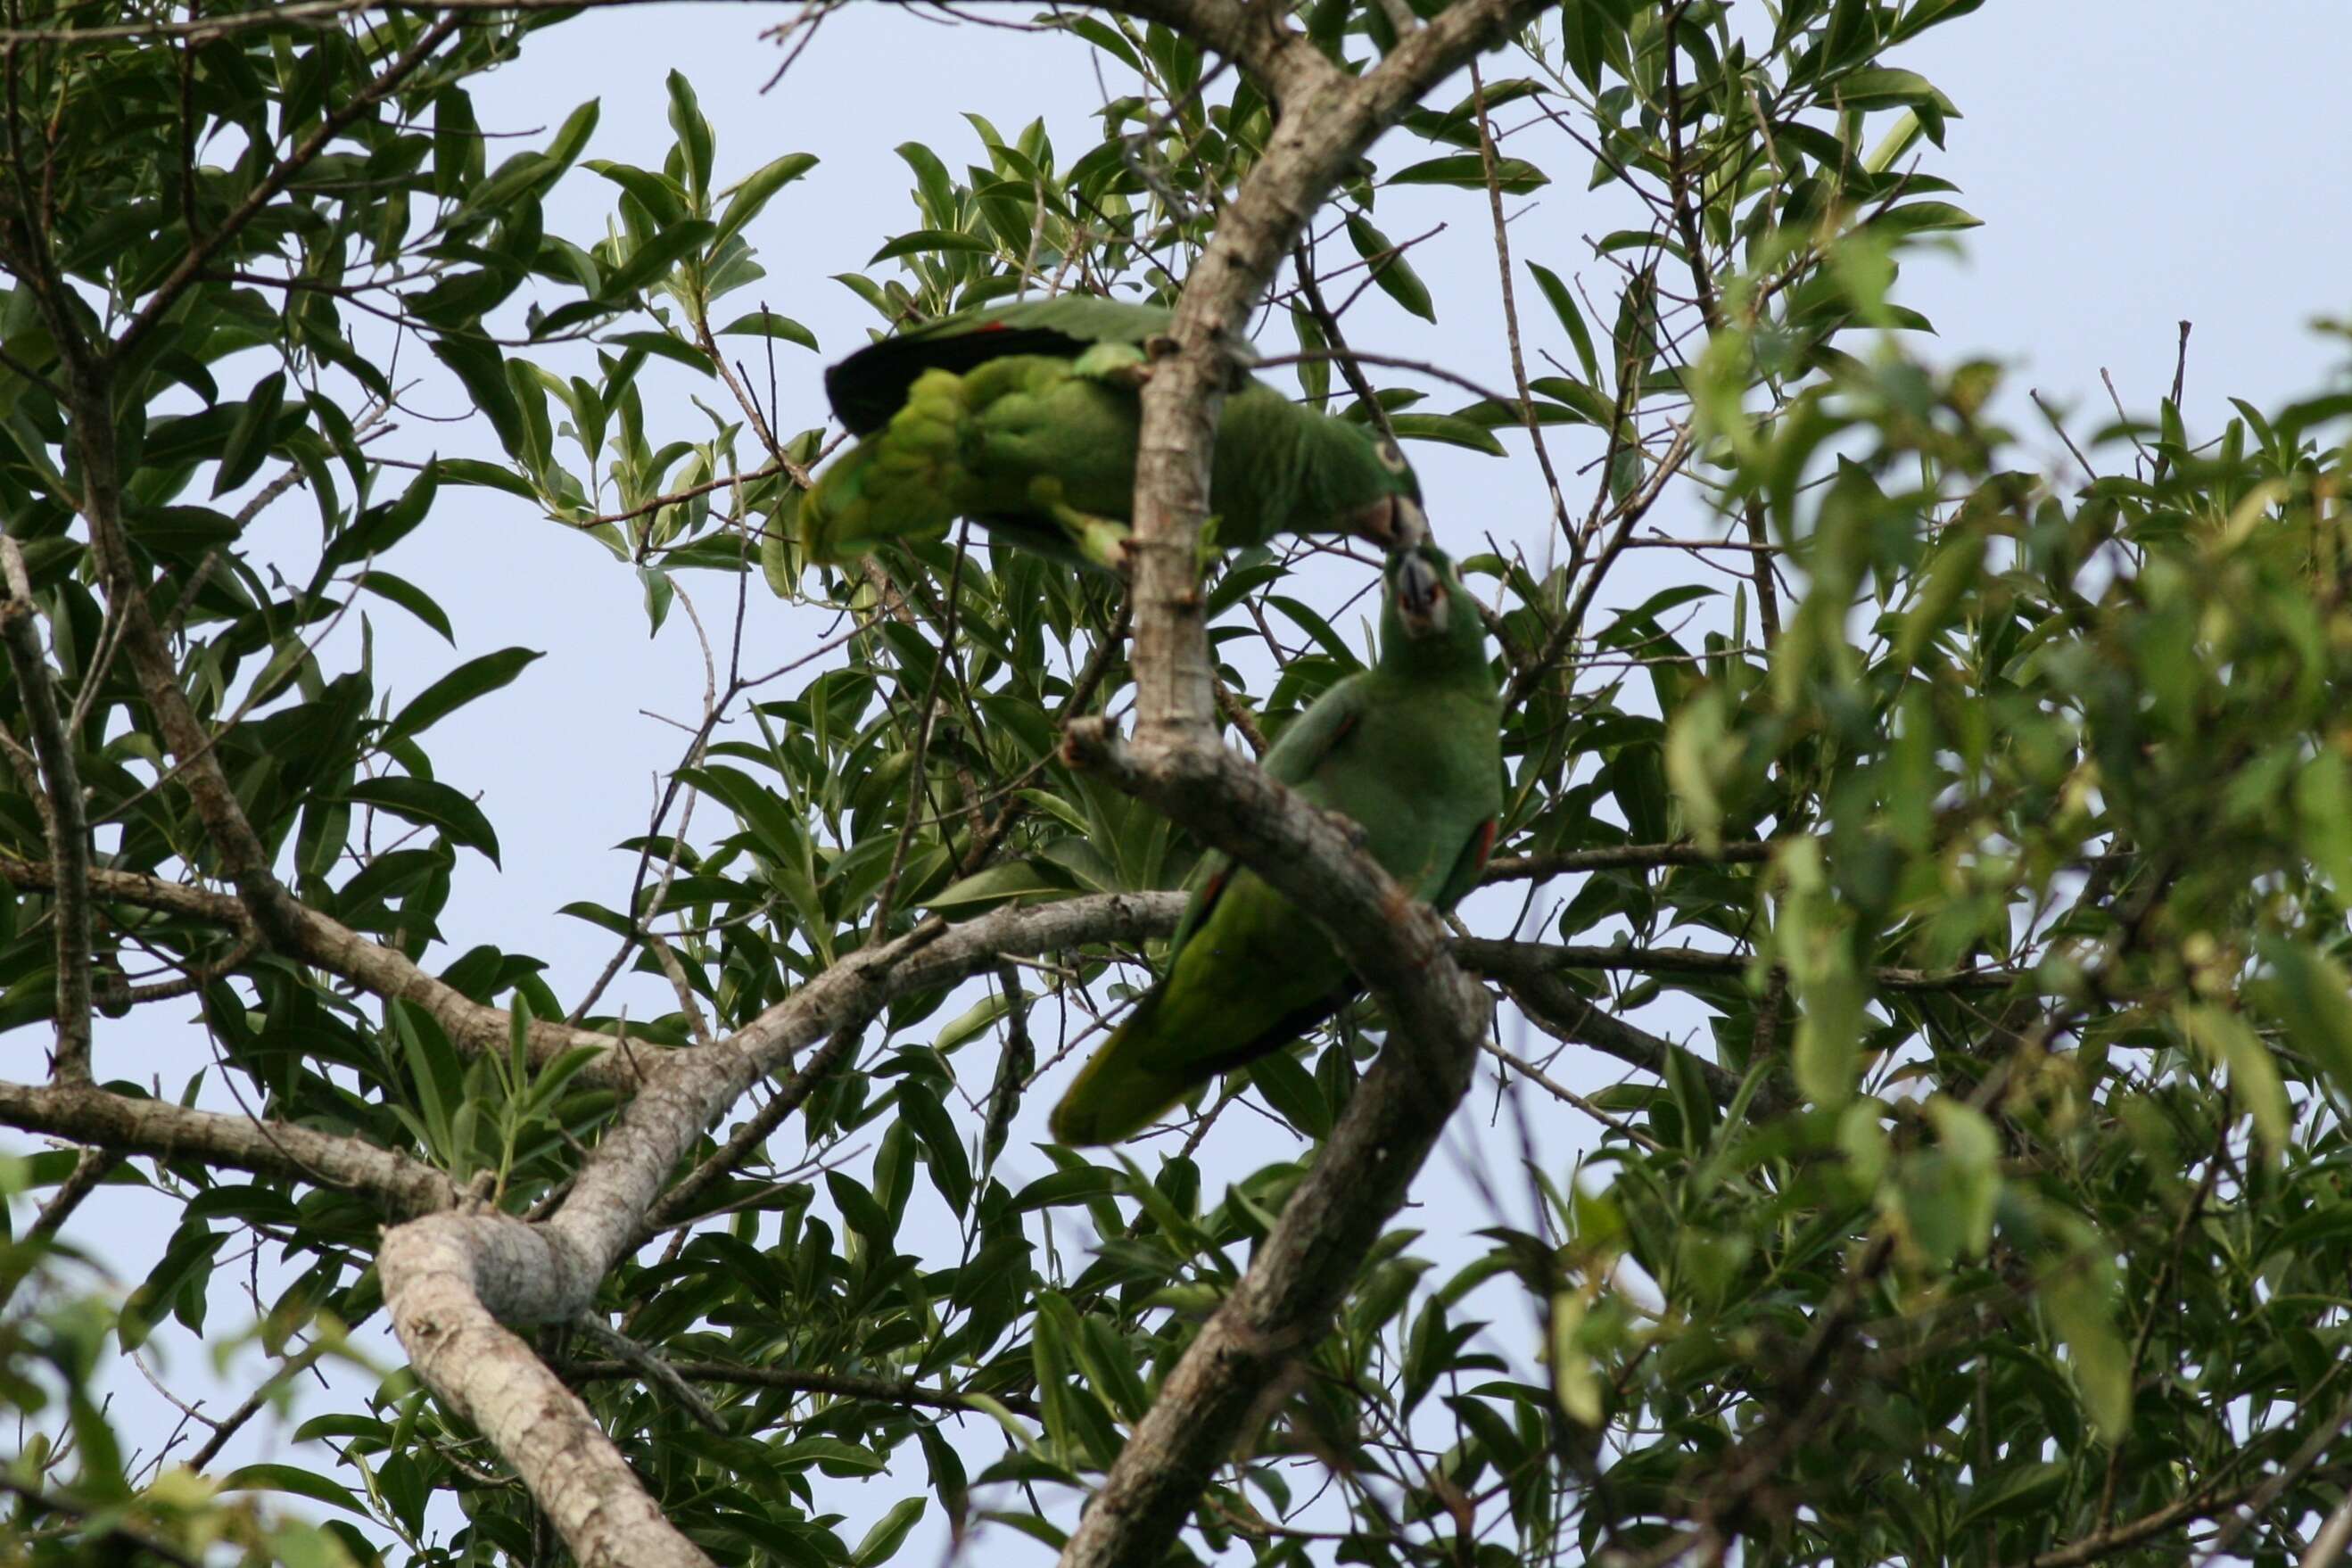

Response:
(1036, 27), (1654, 1557)
(375, 889), (1187, 1568)
(0, 1079), (459, 1217)
(0, 852), (648, 1086)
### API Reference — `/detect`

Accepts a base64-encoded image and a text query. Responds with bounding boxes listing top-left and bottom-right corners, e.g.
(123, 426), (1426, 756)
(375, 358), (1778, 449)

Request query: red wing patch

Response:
(1470, 818), (1497, 876)
(1322, 710), (1361, 761)
(1196, 866), (1231, 920)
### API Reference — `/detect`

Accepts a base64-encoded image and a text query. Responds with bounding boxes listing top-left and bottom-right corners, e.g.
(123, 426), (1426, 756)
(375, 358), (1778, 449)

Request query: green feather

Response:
(800, 295), (1425, 571)
(1049, 544), (1502, 1146)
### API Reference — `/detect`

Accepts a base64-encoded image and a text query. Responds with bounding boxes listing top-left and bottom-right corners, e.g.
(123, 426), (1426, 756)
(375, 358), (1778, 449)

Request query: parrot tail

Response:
(1047, 994), (1195, 1147)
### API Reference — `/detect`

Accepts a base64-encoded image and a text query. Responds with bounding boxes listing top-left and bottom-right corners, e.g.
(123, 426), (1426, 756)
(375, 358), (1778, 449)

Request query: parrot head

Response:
(1341, 431), (1430, 553)
(1382, 542), (1491, 679)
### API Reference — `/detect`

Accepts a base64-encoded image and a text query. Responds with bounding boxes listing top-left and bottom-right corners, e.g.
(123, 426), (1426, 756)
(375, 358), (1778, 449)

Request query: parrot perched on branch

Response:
(799, 294), (1428, 572)
(1049, 542), (1503, 1146)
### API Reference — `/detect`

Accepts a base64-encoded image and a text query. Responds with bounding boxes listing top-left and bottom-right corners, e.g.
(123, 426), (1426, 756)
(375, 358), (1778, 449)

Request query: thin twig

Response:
(1470, 60), (1568, 537)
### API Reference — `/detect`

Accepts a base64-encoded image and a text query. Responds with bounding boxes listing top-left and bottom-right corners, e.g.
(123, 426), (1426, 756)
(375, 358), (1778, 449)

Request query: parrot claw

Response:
(1060, 504), (1134, 574)
(1073, 341), (1152, 389)
(1322, 805), (1371, 850)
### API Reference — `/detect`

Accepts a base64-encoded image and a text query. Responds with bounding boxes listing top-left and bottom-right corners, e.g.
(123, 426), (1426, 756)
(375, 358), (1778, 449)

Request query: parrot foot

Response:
(1072, 340), (1152, 390)
(1321, 806), (1371, 851)
(1073, 517), (1133, 574)
(1047, 498), (1132, 573)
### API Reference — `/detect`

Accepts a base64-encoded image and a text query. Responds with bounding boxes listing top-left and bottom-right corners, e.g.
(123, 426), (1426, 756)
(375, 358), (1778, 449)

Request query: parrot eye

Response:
(1374, 437), (1409, 475)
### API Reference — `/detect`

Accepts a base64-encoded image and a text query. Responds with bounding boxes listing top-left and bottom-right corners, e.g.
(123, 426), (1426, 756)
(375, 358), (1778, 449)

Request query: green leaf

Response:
(1527, 262), (1600, 385)
(1386, 412), (1507, 456)
(120, 1223), (225, 1351)
(354, 571), (456, 644)
(927, 859), (1077, 912)
(854, 1498), (927, 1567)
(870, 229), (1001, 265)
(1866, 201), (1983, 236)
(1346, 213), (1435, 323)
(427, 338), (526, 455)
(827, 1170), (897, 1250)
(2180, 1003), (2290, 1155)
(434, 457), (538, 500)
(382, 648), (544, 747)
(600, 219), (718, 301)
(594, 334), (712, 386)
(712, 152), (820, 252)
(584, 159), (690, 227)
(210, 371), (287, 498)
(772, 1434), (889, 1477)
(717, 309), (820, 351)
(2259, 938), (2352, 1097)
(664, 69), (714, 201)
(1249, 1051), (1329, 1138)
(1388, 154), (1548, 194)
(1834, 66), (1960, 114)
(546, 96), (602, 170)
(344, 777), (503, 865)
(1010, 1168), (1117, 1211)
(2043, 1269), (2130, 1443)
(222, 1463), (373, 1520)
(1267, 594), (1366, 669)
(897, 1081), (974, 1217)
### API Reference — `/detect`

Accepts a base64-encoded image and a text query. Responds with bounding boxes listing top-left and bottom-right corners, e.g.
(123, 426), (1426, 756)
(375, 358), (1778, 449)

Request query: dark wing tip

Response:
(825, 319), (1104, 435)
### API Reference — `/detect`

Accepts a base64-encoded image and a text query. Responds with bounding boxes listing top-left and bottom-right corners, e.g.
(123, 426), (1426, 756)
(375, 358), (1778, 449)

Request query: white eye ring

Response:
(1375, 438), (1409, 475)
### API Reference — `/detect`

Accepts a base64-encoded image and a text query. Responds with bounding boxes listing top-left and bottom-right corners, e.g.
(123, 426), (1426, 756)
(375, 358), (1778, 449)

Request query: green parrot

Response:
(799, 294), (1427, 572)
(1049, 542), (1503, 1146)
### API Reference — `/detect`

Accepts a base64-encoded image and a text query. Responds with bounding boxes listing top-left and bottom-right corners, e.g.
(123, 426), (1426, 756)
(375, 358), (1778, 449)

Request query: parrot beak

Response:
(1347, 493), (1429, 553)
(1394, 551), (1448, 638)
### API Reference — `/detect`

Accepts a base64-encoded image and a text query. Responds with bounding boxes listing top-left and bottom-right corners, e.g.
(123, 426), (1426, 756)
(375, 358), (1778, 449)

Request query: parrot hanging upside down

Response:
(1049, 541), (1504, 1146)
(799, 294), (1429, 573)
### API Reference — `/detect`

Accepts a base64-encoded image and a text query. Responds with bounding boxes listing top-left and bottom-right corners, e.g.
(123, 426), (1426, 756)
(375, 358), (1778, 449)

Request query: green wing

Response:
(805, 294), (1421, 568)
(1166, 674), (1368, 953)
(823, 297), (1168, 434)
(1049, 681), (1374, 1146)
(1431, 815), (1498, 911)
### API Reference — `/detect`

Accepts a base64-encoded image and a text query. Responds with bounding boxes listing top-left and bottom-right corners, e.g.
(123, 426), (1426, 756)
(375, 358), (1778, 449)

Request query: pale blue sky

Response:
(13, 2), (2352, 1556)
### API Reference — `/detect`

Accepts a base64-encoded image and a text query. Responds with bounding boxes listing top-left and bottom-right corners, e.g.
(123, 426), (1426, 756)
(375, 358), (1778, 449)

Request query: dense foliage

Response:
(4, 0), (2352, 1564)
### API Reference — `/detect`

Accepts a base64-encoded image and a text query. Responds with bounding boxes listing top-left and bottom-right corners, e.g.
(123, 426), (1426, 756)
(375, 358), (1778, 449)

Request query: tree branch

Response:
(1460, 936), (2021, 994)
(1481, 837), (1780, 881)
(375, 889), (1188, 1568)
(0, 541), (93, 1082)
(557, 1358), (1038, 1418)
(0, 1146), (116, 1312)
(0, 1079), (459, 1217)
